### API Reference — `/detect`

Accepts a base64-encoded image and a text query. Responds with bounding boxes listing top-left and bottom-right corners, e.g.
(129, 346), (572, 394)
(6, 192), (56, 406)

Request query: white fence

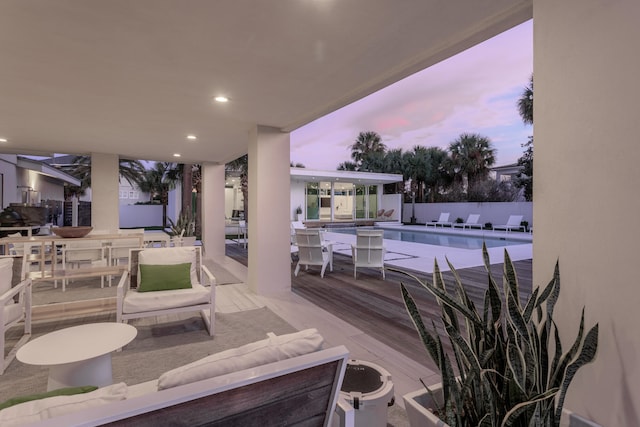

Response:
(119, 205), (163, 228)
(402, 202), (532, 227)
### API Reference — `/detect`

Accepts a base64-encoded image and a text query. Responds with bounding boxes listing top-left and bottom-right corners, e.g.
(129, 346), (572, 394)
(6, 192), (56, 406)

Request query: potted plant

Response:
(295, 205), (303, 221)
(168, 211), (196, 246)
(394, 246), (599, 427)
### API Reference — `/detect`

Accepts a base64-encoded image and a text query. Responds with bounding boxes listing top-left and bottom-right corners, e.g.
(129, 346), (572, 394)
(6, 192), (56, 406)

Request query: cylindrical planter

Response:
(403, 384), (449, 427)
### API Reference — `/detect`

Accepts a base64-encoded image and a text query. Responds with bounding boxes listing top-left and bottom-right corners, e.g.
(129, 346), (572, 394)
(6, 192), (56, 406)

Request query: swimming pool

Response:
(331, 227), (526, 250)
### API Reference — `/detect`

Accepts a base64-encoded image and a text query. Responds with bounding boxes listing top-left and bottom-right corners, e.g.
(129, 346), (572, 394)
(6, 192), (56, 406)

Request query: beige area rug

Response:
(1, 309), (409, 426)
(0, 307), (296, 400)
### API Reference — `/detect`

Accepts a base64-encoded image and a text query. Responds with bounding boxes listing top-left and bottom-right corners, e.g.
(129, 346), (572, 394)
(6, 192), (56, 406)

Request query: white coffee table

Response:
(17, 322), (137, 391)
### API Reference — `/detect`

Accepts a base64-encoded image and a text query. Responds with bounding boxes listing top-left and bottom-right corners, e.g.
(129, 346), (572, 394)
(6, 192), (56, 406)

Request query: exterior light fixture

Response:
(187, 135), (197, 140)
(173, 153), (181, 157)
(0, 138), (7, 143)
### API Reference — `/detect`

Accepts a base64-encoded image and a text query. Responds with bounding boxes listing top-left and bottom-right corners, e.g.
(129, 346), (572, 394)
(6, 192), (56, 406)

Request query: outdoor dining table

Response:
(0, 233), (145, 282)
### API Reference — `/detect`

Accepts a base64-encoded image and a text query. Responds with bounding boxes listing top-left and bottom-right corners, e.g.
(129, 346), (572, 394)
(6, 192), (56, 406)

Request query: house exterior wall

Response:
(380, 193), (401, 221)
(290, 180), (306, 221)
(118, 180), (148, 206)
(535, 1), (640, 425)
(0, 155), (19, 208)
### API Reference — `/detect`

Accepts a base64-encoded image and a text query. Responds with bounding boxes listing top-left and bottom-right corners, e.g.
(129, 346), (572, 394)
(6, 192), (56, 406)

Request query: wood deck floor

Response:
(225, 244), (532, 372)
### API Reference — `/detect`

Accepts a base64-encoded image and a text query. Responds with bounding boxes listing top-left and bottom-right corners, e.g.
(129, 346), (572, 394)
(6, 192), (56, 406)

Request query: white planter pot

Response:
(403, 384), (449, 427)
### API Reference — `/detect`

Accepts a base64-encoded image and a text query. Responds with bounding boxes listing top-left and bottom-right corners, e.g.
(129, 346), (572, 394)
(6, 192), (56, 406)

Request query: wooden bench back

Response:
(38, 346), (349, 427)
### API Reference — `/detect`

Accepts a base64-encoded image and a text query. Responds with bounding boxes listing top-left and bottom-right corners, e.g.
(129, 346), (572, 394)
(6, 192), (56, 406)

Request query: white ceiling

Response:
(0, 0), (532, 165)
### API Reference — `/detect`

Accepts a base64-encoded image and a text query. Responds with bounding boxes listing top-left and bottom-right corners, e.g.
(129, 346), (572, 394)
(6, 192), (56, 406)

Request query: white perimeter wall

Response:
(119, 205), (163, 228)
(403, 202), (532, 227)
(535, 1), (640, 425)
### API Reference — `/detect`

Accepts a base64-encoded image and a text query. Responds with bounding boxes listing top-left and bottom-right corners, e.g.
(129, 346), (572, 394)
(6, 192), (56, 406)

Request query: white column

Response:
(534, 1), (640, 425)
(200, 163), (226, 261)
(247, 125), (291, 294)
(90, 153), (119, 232)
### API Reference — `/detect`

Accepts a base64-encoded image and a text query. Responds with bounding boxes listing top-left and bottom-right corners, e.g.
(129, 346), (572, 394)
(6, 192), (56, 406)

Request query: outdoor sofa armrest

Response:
(201, 265), (216, 286)
(116, 270), (130, 324)
(0, 277), (31, 306)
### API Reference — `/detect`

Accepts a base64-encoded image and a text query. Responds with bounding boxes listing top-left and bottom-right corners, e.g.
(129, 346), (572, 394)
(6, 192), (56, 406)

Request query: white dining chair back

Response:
(351, 229), (386, 279)
(294, 229), (332, 278)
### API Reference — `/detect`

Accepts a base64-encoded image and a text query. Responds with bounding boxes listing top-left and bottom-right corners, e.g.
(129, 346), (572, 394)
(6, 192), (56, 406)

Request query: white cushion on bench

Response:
(123, 283), (210, 314)
(0, 383), (128, 426)
(157, 328), (324, 390)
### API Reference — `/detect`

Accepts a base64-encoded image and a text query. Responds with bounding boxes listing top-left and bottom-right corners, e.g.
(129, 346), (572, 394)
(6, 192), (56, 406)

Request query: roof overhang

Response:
(16, 157), (81, 186)
(290, 168), (403, 185)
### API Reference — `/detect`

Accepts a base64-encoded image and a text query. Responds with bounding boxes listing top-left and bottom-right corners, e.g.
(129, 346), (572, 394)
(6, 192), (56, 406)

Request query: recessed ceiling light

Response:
(214, 96), (229, 103)
(0, 138), (7, 143)
(186, 135), (197, 140)
(173, 153), (181, 157)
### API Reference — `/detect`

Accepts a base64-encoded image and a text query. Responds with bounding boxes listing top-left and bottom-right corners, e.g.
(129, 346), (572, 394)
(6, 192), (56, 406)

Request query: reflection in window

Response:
(306, 182), (319, 220)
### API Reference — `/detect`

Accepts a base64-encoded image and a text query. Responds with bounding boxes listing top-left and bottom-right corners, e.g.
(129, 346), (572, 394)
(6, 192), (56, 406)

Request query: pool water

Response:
(331, 227), (524, 250)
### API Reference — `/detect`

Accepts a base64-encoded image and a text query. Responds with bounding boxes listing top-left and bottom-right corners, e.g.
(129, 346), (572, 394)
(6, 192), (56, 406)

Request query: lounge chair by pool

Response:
(426, 212), (451, 227)
(493, 215), (525, 232)
(453, 213), (482, 230)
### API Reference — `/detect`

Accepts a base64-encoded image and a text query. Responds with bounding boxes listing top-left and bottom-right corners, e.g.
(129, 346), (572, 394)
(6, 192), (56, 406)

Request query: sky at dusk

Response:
(290, 20), (533, 171)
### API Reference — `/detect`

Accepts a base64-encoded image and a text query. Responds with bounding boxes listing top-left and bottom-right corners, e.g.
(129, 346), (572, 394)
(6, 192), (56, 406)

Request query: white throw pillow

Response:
(0, 383), (128, 426)
(0, 257), (14, 296)
(157, 328), (324, 390)
(138, 247), (198, 286)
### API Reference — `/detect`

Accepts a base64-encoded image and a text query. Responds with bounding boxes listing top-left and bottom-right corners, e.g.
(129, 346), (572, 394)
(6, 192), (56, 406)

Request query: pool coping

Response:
(323, 224), (532, 274)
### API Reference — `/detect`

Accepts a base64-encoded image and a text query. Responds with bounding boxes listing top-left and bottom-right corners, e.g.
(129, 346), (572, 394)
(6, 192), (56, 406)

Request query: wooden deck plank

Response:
(226, 244), (532, 372)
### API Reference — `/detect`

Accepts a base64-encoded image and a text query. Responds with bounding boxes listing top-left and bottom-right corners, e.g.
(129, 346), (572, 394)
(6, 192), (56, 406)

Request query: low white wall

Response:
(403, 202), (532, 227)
(119, 205), (163, 228)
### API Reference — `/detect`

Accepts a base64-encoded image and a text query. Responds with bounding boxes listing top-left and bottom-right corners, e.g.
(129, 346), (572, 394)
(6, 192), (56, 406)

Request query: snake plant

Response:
(396, 245), (598, 426)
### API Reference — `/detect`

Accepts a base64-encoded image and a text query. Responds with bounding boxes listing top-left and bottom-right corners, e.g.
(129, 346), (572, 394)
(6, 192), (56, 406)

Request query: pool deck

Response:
(323, 224), (532, 274)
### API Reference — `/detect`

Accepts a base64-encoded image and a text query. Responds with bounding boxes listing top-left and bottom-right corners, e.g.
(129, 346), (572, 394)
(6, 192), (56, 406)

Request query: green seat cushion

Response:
(0, 385), (98, 410)
(138, 262), (192, 292)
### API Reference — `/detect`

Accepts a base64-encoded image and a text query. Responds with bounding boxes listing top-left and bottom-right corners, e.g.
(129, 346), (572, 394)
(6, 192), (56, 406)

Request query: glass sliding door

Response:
(319, 182), (332, 220)
(306, 182), (319, 220)
(368, 185), (378, 219)
(334, 182), (354, 221)
(355, 185), (366, 219)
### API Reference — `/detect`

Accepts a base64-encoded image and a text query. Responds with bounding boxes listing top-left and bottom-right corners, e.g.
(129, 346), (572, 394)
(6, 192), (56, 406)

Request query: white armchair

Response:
(351, 229), (386, 279)
(117, 246), (216, 336)
(0, 256), (32, 374)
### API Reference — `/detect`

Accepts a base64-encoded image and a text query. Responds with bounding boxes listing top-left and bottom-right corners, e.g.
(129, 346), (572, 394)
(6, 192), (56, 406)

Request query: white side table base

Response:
(47, 353), (113, 391)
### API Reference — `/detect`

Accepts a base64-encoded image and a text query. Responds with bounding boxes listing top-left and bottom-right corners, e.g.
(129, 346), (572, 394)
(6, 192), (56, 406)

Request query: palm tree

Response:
(226, 154), (248, 221)
(137, 162), (181, 228)
(402, 146), (430, 202)
(518, 74), (533, 125)
(359, 150), (386, 172)
(448, 133), (496, 189)
(423, 147), (451, 202)
(337, 161), (357, 171)
(349, 131), (387, 168)
(516, 74), (534, 201)
(382, 148), (406, 194)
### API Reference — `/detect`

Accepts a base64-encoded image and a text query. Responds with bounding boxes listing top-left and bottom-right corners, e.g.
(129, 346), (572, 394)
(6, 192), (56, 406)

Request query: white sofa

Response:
(0, 329), (353, 427)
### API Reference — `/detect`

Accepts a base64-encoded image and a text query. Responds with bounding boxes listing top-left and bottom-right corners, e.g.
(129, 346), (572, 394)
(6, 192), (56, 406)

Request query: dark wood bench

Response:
(38, 346), (352, 427)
